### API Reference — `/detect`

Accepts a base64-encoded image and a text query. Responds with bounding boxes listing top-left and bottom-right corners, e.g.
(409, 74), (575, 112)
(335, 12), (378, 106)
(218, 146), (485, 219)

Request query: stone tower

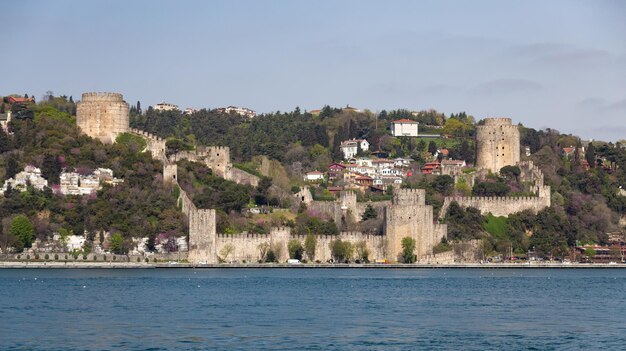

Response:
(475, 118), (520, 173)
(76, 92), (129, 144)
(384, 188), (444, 262)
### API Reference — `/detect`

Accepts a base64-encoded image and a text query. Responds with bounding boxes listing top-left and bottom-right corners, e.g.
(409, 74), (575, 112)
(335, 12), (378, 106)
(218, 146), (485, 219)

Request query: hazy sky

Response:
(1, 0), (625, 140)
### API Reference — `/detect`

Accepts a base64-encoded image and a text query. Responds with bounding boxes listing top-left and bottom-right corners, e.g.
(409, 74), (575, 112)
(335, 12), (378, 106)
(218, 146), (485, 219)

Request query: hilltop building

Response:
(391, 119), (419, 137)
(217, 106), (256, 118)
(153, 102), (179, 112)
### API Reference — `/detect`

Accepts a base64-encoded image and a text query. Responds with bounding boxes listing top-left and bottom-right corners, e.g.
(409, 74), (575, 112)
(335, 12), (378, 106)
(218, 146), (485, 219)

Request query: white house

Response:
(218, 106), (257, 118)
(340, 139), (369, 160)
(1, 166), (48, 193)
(355, 157), (373, 167)
(391, 119), (419, 137)
(154, 102), (179, 112)
(304, 171), (324, 181)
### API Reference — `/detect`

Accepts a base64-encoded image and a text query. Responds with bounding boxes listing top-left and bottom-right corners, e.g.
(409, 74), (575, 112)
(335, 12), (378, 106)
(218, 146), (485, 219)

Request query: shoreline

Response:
(1, 261), (625, 269)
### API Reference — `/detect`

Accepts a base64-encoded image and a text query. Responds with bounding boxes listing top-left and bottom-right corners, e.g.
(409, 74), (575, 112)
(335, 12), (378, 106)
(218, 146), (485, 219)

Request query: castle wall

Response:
(230, 167), (259, 187)
(129, 128), (166, 161)
(475, 118), (520, 173)
(215, 228), (386, 263)
(441, 195), (547, 218)
(77, 92), (129, 144)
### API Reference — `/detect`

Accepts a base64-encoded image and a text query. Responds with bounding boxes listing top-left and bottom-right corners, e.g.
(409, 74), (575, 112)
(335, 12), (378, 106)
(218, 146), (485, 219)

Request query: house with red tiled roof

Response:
(421, 161), (441, 175)
(6, 96), (35, 104)
(328, 163), (346, 180)
(390, 119), (419, 137)
(304, 171), (324, 182)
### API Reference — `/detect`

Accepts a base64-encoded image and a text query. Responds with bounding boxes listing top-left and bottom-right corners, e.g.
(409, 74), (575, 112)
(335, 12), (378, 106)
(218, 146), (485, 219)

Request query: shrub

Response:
(287, 240), (304, 260)
(304, 234), (317, 261)
(330, 240), (353, 263)
(400, 237), (416, 263)
(44, 254), (49, 260)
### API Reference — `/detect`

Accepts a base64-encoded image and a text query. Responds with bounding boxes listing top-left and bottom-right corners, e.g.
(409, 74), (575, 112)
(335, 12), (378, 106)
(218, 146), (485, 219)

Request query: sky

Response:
(1, 0), (625, 141)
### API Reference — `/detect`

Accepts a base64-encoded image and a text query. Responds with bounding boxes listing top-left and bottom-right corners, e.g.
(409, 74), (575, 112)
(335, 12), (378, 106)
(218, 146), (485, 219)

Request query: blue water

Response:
(1, 268), (625, 350)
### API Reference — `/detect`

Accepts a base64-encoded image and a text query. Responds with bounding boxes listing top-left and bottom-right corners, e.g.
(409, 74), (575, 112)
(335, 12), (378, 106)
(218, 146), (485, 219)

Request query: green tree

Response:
(109, 232), (126, 254)
(361, 204), (378, 220)
(354, 240), (370, 263)
(41, 153), (61, 184)
(585, 142), (596, 168)
(304, 234), (317, 261)
(330, 239), (353, 263)
(9, 214), (34, 252)
(5, 156), (19, 180)
(287, 239), (304, 260)
(428, 141), (438, 155)
(0, 129), (10, 153)
(401, 237), (416, 263)
(500, 165), (521, 181)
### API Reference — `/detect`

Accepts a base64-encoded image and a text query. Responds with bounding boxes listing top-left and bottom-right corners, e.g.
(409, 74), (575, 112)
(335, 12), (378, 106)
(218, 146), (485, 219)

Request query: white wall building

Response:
(1, 166), (48, 193)
(304, 171), (324, 181)
(391, 119), (419, 137)
(59, 168), (123, 196)
(154, 102), (179, 112)
(218, 106), (257, 118)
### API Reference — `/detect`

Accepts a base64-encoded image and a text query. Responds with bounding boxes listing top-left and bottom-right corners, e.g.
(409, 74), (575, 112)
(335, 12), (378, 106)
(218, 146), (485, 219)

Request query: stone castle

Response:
(72, 92), (549, 263)
(164, 161), (449, 264)
(76, 92), (129, 144)
(441, 117), (550, 218)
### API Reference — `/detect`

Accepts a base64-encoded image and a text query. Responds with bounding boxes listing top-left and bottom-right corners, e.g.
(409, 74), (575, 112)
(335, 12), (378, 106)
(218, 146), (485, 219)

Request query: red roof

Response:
(328, 163), (346, 169)
(7, 96), (34, 104)
(392, 119), (417, 123)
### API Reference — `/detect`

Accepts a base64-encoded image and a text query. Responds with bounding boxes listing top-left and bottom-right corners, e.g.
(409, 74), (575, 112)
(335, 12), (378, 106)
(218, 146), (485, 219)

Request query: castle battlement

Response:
(481, 117), (513, 126)
(217, 232), (268, 239)
(80, 92), (125, 102)
(77, 91), (129, 144)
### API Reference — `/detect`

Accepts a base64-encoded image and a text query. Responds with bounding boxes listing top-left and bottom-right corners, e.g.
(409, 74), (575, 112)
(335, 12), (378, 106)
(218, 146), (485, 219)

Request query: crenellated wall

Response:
(441, 160), (551, 218)
(215, 228), (386, 263)
(441, 195), (548, 218)
(129, 128), (167, 161)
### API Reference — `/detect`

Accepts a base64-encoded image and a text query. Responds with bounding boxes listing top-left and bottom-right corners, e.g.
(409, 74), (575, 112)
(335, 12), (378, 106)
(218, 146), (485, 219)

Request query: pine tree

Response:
(585, 143), (596, 168)
(6, 155), (19, 179)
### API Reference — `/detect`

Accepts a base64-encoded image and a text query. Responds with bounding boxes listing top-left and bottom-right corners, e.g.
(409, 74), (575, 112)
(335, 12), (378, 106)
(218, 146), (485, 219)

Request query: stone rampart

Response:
(440, 195), (547, 218)
(129, 128), (167, 161)
(230, 167), (259, 186)
(215, 228), (386, 263)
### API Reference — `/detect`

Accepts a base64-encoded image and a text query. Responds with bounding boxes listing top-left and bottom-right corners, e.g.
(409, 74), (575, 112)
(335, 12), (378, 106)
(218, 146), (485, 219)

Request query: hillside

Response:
(1, 96), (625, 261)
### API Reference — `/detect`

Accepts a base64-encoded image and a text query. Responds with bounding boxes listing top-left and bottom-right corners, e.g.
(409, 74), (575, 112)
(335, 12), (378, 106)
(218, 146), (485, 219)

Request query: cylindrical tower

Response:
(76, 92), (129, 144)
(475, 118), (520, 173)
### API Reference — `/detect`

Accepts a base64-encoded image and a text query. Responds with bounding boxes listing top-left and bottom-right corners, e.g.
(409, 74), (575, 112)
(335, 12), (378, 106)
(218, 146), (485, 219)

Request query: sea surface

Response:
(0, 268), (625, 351)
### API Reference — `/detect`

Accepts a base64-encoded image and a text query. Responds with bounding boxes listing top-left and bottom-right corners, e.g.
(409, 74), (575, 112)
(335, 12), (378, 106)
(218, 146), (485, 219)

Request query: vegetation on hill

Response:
(0, 99), (184, 253)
